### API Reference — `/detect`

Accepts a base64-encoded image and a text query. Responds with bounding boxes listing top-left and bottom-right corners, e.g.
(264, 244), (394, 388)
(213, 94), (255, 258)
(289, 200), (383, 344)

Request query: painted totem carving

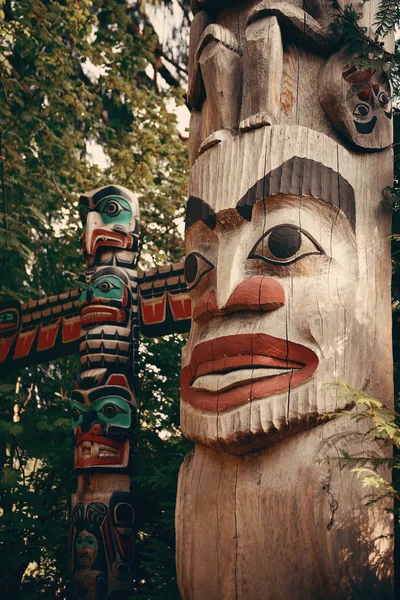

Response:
(70, 185), (139, 600)
(0, 261), (191, 372)
(177, 1), (394, 599)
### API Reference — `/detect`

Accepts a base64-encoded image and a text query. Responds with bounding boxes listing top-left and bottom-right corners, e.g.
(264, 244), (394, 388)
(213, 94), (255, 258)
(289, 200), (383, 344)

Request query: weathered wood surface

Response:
(177, 0), (394, 597)
(176, 418), (393, 600)
(186, 0), (394, 165)
(182, 125), (392, 451)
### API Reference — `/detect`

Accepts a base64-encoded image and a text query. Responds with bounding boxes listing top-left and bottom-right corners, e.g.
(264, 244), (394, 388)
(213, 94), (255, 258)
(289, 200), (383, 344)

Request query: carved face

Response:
(79, 185), (140, 266)
(71, 385), (135, 469)
(320, 52), (393, 150)
(76, 529), (99, 568)
(78, 267), (132, 329)
(181, 130), (360, 452)
(0, 304), (20, 334)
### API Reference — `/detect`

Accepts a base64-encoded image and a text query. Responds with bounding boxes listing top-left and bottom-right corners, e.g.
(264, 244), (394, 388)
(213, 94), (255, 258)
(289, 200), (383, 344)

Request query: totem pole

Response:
(0, 200), (192, 597)
(70, 185), (139, 600)
(176, 1), (394, 599)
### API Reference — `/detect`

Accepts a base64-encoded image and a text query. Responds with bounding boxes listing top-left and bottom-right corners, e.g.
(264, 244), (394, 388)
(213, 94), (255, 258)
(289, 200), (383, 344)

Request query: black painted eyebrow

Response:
(185, 196), (217, 231)
(236, 157), (356, 231)
(91, 267), (129, 285)
(78, 196), (90, 207)
(92, 185), (135, 205)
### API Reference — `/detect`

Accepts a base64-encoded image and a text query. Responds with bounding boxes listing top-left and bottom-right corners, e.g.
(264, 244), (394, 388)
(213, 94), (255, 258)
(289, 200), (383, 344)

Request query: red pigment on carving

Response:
(180, 333), (319, 412)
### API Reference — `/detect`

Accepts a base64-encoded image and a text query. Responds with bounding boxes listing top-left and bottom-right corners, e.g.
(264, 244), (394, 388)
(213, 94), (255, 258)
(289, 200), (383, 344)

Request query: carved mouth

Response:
(354, 115), (377, 134)
(80, 305), (126, 326)
(82, 229), (134, 259)
(74, 434), (128, 467)
(192, 366), (300, 393)
(79, 555), (92, 563)
(180, 334), (319, 412)
(0, 322), (18, 332)
(79, 440), (119, 458)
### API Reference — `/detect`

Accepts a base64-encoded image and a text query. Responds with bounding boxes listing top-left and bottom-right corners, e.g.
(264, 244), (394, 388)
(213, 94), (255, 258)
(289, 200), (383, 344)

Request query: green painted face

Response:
(79, 196), (132, 231)
(76, 535), (96, 549)
(71, 397), (131, 430)
(78, 275), (124, 304)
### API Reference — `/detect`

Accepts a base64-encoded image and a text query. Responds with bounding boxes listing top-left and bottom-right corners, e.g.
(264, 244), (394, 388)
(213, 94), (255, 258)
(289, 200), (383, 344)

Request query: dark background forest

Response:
(0, 1), (399, 598)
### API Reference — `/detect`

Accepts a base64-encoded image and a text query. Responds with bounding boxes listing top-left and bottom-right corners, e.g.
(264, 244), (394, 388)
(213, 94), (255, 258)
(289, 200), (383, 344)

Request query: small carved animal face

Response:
(78, 185), (139, 266)
(0, 306), (19, 334)
(320, 51), (393, 150)
(71, 385), (135, 469)
(77, 267), (131, 328)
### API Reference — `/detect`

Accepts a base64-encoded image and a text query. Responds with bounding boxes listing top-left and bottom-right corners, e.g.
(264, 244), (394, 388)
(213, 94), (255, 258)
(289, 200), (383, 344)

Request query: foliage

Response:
(323, 384), (400, 507)
(0, 0), (190, 598)
(133, 335), (192, 599)
(0, 361), (76, 599)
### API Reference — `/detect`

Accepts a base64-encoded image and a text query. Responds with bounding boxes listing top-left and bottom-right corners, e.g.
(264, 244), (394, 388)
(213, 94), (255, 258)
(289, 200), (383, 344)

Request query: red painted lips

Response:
(74, 432), (127, 467)
(180, 334), (319, 412)
(80, 305), (126, 326)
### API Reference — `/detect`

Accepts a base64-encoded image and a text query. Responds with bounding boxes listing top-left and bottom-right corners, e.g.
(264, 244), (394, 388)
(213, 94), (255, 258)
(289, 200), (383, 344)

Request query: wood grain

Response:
(179, 2), (394, 598)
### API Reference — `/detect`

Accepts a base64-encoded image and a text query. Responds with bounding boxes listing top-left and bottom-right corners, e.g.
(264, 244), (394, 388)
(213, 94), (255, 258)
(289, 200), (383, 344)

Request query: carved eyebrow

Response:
(185, 196), (217, 231)
(78, 196), (90, 208)
(90, 268), (129, 285)
(92, 186), (135, 206)
(236, 157), (356, 231)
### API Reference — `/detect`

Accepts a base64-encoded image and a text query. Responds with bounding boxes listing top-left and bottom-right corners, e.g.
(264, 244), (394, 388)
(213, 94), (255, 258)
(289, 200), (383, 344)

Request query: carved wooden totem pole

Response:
(0, 192), (193, 597)
(70, 185), (139, 600)
(176, 1), (394, 598)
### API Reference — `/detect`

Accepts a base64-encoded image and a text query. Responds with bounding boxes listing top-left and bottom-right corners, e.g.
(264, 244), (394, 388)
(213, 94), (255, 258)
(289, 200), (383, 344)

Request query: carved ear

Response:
(196, 25), (242, 136)
(241, 15), (283, 132)
(188, 11), (211, 110)
(188, 110), (203, 167)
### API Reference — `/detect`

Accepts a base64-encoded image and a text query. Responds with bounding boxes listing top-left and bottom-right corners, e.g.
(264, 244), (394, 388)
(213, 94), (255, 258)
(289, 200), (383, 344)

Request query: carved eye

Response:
(0, 312), (15, 322)
(85, 536), (96, 548)
(249, 225), (323, 266)
(353, 103), (370, 118)
(184, 252), (214, 290)
(97, 280), (114, 293)
(101, 403), (125, 419)
(378, 91), (390, 105)
(104, 200), (123, 217)
(72, 407), (83, 422)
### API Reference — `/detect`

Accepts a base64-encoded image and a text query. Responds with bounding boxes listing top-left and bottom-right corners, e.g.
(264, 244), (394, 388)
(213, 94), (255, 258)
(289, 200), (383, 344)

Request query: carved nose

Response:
(89, 423), (102, 436)
(224, 276), (285, 313)
(193, 276), (285, 323)
(75, 421), (103, 437)
(81, 411), (102, 435)
(86, 287), (93, 303)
